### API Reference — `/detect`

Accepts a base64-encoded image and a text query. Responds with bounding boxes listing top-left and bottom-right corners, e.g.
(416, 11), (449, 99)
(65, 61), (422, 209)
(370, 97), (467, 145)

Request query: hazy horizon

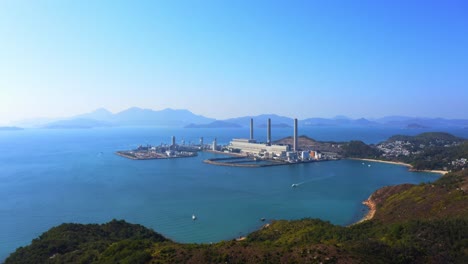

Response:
(1, 1), (467, 125)
(4, 106), (468, 128)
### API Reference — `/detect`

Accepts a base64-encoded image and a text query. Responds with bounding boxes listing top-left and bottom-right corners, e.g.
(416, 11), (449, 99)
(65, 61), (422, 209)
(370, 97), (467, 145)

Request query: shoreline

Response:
(355, 195), (377, 224)
(351, 157), (449, 224)
(349, 158), (448, 175)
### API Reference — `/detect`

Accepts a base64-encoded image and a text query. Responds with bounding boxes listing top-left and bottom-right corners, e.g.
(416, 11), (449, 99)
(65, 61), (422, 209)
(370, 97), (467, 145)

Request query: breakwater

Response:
(203, 156), (312, 167)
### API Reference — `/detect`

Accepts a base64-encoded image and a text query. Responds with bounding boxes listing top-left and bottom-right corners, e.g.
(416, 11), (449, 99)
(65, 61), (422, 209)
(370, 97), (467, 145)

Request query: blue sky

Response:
(1, 0), (467, 125)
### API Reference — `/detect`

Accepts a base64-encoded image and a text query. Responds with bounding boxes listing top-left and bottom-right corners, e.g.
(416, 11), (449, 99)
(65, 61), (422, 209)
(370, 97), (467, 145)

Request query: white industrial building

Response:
(227, 118), (292, 157)
(228, 138), (289, 156)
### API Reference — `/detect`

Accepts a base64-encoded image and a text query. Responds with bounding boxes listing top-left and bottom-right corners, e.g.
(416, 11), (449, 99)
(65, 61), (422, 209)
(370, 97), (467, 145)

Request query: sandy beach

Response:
(356, 196), (377, 224)
(350, 158), (448, 175)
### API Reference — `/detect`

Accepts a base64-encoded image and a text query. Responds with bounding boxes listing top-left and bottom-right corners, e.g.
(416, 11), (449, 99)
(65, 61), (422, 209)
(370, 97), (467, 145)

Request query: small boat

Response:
(291, 183), (299, 188)
(260, 218), (266, 222)
(192, 214), (197, 220)
(368, 164), (371, 167)
(362, 162), (365, 165)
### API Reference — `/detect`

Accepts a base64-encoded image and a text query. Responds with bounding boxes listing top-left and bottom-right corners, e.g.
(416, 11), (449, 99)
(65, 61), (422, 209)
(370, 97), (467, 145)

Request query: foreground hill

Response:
(370, 169), (468, 224)
(6, 170), (467, 263)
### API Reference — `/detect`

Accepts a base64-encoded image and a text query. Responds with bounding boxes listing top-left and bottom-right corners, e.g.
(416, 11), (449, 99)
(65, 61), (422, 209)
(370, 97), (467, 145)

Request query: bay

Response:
(1, 126), (464, 261)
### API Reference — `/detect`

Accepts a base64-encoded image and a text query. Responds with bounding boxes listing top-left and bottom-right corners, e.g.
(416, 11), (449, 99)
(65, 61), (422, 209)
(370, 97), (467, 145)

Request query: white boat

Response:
(368, 164), (371, 167)
(291, 183), (299, 188)
(192, 214), (197, 220)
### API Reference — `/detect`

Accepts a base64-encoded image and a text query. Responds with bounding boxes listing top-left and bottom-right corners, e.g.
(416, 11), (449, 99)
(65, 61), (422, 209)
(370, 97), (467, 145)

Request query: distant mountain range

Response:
(15, 107), (215, 129)
(8, 107), (468, 129)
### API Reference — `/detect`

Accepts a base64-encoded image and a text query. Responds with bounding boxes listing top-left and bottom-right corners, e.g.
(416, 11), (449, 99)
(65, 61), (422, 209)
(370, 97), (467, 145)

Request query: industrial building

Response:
(229, 138), (289, 156)
(227, 118), (292, 157)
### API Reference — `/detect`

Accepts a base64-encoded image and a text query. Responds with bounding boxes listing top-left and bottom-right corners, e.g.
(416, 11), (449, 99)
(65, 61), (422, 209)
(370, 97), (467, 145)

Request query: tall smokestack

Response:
(212, 137), (217, 151)
(293, 118), (298, 152)
(250, 118), (254, 140)
(267, 118), (271, 145)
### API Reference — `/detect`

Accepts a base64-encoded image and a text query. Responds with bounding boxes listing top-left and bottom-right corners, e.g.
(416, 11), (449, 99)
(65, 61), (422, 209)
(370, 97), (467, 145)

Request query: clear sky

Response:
(1, 0), (467, 125)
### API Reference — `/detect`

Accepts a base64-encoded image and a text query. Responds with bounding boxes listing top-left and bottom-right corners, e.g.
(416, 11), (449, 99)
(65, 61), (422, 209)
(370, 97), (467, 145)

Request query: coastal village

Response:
(377, 139), (462, 158)
(375, 135), (467, 171)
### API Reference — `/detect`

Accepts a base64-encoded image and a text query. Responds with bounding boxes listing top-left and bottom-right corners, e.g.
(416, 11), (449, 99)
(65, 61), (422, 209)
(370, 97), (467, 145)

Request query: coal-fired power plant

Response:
(215, 116), (326, 166)
(267, 118), (271, 145)
(293, 118), (298, 152)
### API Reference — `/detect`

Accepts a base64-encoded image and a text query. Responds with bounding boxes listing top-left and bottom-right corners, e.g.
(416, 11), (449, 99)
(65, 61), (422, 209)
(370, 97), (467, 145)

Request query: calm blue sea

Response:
(1, 126), (466, 261)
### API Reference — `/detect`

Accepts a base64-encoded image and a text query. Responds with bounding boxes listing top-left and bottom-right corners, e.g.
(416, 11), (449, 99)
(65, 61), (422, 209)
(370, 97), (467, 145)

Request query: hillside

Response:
(5, 220), (167, 263)
(386, 132), (464, 145)
(341, 140), (382, 158)
(371, 169), (468, 223)
(6, 170), (468, 263)
(273, 135), (344, 154)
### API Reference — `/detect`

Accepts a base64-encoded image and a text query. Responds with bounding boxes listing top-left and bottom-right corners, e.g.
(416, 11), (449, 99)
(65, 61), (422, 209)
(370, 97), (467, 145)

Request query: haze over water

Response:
(1, 127), (460, 260)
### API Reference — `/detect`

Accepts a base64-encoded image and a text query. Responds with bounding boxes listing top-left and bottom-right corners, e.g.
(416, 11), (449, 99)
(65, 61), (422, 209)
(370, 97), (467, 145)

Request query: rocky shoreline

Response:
(357, 183), (415, 223)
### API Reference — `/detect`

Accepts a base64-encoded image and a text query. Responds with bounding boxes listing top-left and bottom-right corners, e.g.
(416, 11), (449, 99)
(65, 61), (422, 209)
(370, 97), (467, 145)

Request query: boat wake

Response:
(291, 174), (336, 188)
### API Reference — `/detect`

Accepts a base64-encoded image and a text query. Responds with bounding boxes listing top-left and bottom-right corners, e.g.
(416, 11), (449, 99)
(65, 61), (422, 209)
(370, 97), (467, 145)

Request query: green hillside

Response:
(387, 132), (464, 144)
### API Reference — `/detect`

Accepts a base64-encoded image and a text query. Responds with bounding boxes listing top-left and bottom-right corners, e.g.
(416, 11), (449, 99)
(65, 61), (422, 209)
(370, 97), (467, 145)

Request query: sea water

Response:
(1, 126), (465, 261)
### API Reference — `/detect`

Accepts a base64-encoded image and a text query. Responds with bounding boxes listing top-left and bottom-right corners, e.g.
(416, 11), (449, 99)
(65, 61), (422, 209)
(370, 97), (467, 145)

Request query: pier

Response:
(203, 156), (319, 168)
